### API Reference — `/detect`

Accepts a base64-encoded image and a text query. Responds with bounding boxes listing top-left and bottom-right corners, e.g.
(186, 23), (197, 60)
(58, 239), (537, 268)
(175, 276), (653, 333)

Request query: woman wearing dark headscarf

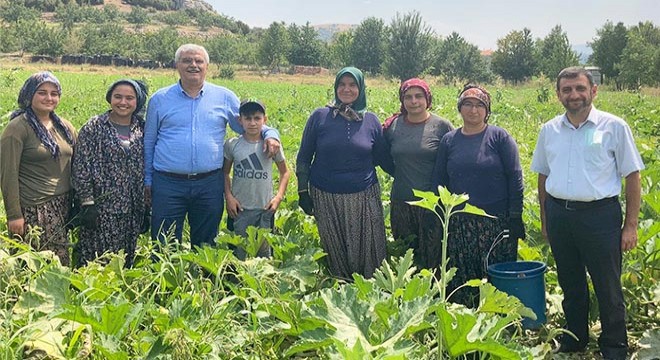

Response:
(72, 79), (148, 267)
(383, 78), (454, 270)
(296, 67), (393, 279)
(1, 71), (77, 265)
(432, 84), (524, 307)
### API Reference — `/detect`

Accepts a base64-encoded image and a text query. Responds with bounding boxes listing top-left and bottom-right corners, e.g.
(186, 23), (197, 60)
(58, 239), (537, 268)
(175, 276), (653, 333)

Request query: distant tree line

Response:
(590, 21), (660, 89)
(1, 0), (658, 88)
(230, 14), (660, 89)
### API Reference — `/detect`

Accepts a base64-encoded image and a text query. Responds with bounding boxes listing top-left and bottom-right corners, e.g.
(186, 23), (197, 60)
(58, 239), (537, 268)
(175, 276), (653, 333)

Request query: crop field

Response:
(0, 64), (659, 359)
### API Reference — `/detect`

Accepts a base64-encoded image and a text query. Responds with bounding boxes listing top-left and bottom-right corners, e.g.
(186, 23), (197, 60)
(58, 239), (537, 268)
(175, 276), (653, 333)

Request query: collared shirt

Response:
(144, 81), (279, 186)
(531, 107), (644, 201)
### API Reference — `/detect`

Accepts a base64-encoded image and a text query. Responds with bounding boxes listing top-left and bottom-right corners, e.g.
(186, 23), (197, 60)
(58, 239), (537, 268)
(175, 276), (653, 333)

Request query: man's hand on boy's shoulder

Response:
(265, 195), (283, 213)
(225, 193), (242, 218)
(263, 138), (281, 158)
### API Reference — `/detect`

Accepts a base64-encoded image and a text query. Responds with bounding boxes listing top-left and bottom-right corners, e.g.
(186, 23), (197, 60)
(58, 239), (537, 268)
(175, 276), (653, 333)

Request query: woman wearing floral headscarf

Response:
(296, 67), (393, 279)
(1, 71), (77, 265)
(432, 84), (524, 307)
(72, 79), (149, 267)
(383, 78), (454, 270)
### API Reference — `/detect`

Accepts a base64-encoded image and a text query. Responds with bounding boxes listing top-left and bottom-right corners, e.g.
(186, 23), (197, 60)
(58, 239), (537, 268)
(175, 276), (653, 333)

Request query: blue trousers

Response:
(151, 171), (224, 247)
(545, 198), (627, 358)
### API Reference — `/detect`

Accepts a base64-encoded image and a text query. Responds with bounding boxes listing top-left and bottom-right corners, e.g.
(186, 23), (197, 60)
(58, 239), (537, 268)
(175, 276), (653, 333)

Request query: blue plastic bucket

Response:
(487, 261), (547, 329)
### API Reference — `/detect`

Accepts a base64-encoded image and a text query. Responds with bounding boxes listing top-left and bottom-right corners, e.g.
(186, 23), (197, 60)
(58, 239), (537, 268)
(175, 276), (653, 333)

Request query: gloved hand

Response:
(140, 209), (151, 234)
(298, 191), (314, 216)
(79, 204), (99, 230)
(507, 215), (526, 241)
(66, 201), (82, 230)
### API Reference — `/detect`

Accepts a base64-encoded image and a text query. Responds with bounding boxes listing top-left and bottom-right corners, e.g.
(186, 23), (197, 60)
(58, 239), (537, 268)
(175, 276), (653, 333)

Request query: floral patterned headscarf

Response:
(457, 84), (492, 122)
(383, 78), (432, 129)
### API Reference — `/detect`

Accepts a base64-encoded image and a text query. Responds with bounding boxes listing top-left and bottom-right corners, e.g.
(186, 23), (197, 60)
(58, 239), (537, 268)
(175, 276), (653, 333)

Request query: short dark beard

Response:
(564, 99), (591, 115)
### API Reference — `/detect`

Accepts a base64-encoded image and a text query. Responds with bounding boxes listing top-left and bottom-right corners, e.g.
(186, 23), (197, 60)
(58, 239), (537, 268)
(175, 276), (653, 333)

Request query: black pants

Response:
(545, 198), (627, 358)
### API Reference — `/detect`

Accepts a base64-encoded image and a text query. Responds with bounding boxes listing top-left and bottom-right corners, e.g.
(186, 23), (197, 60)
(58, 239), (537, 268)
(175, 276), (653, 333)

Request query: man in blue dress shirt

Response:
(144, 44), (280, 247)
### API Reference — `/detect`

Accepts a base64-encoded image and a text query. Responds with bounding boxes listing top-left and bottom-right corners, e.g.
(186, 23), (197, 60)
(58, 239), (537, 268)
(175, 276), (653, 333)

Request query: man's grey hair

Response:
(174, 44), (210, 64)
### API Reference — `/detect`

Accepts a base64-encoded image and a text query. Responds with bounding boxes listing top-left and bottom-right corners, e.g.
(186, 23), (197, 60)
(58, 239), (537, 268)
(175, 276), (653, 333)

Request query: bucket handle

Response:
(484, 229), (510, 273)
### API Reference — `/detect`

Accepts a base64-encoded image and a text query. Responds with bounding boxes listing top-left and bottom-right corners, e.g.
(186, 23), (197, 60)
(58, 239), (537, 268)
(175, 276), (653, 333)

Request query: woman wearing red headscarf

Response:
(432, 84), (524, 307)
(383, 78), (453, 269)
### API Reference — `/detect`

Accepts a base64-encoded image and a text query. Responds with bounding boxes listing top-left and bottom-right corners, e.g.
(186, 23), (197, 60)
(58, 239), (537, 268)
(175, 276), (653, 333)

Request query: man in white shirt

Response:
(531, 67), (644, 360)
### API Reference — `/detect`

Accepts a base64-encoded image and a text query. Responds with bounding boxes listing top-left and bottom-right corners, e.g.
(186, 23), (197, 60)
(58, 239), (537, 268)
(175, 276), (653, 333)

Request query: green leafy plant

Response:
(407, 186), (494, 302)
(536, 84), (550, 103)
(218, 64), (235, 79)
(408, 186), (551, 358)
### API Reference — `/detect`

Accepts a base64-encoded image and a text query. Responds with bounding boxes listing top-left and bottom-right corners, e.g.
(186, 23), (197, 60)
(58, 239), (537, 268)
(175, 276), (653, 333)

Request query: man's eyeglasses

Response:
(180, 58), (206, 65)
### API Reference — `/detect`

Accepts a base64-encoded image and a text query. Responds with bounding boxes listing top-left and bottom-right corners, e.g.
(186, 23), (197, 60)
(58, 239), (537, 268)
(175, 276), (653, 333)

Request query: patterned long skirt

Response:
(76, 210), (143, 267)
(445, 213), (516, 308)
(21, 192), (72, 266)
(390, 200), (443, 270)
(310, 183), (387, 280)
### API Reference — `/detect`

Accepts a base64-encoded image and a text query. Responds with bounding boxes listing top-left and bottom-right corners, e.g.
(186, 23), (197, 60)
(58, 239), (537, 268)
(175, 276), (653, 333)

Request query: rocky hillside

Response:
(172, 0), (213, 11)
(11, 0), (218, 14)
(104, 0), (214, 12)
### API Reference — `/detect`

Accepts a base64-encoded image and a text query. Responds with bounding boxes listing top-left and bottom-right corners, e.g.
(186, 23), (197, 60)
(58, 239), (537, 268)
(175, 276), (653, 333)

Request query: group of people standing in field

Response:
(0, 42), (643, 359)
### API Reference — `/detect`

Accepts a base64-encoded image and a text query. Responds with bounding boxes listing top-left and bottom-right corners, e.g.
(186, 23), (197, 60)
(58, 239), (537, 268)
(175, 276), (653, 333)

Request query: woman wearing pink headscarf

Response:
(383, 78), (453, 269)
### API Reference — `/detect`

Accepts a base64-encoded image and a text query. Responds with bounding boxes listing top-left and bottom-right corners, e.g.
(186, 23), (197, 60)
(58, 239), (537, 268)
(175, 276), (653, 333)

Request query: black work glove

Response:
(507, 214), (526, 241)
(298, 191), (314, 216)
(140, 209), (151, 234)
(79, 204), (99, 230)
(296, 162), (314, 216)
(66, 201), (82, 230)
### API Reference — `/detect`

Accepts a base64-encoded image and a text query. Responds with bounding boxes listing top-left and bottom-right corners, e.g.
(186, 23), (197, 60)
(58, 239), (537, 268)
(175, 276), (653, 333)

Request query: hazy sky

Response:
(207, 0), (659, 49)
